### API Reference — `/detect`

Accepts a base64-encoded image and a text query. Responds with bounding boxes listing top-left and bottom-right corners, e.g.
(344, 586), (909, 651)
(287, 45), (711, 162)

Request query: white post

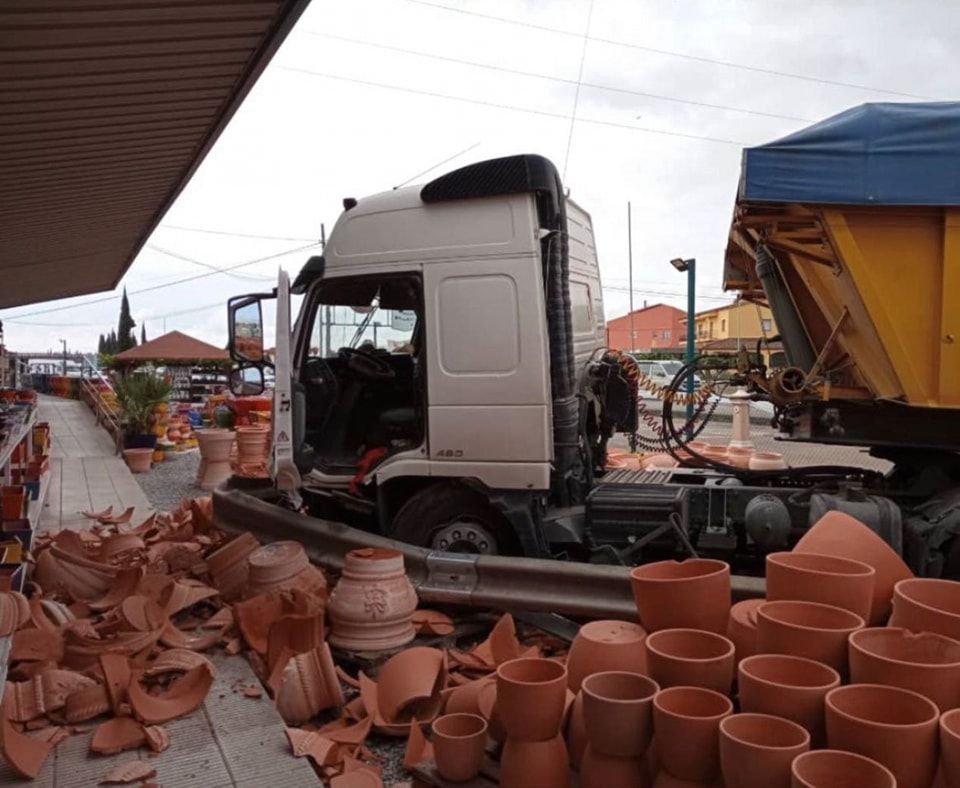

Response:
(728, 388), (753, 449)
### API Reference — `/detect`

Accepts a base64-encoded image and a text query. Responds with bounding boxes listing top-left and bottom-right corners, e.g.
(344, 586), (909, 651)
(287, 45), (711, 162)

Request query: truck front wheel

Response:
(390, 482), (519, 556)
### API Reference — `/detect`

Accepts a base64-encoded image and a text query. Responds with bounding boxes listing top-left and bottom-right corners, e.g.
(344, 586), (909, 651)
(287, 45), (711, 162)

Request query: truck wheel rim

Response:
(432, 520), (498, 555)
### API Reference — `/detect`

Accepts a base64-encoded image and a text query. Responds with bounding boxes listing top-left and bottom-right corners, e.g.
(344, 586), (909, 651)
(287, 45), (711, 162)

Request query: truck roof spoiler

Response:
(291, 255), (325, 295)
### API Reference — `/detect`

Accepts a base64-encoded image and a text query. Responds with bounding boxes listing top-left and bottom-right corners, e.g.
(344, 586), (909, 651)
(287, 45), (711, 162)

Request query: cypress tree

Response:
(117, 288), (136, 352)
(97, 334), (105, 354)
(141, 324), (147, 345)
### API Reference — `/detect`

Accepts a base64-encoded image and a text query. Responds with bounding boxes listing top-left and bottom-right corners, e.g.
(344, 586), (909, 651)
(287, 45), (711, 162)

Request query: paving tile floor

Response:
(0, 395), (321, 787)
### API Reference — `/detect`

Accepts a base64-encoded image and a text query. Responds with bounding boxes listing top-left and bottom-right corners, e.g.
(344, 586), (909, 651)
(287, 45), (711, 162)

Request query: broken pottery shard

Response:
(88, 568), (143, 612)
(487, 613), (522, 665)
(234, 591), (284, 654)
(0, 591), (30, 636)
(143, 725), (170, 753)
(64, 683), (111, 723)
(90, 717), (146, 755)
(0, 698), (53, 779)
(129, 662), (214, 725)
(272, 644), (343, 726)
(375, 647), (446, 723)
(83, 506), (113, 520)
(11, 628), (64, 663)
(402, 718), (434, 769)
(100, 760), (156, 784)
(286, 728), (341, 766)
(99, 654), (132, 715)
(98, 506), (136, 526)
(159, 621), (221, 652)
(412, 609), (455, 637)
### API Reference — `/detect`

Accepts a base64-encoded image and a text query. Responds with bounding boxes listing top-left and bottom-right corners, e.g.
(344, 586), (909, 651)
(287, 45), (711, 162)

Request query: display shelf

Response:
(26, 466), (51, 530)
(0, 409), (36, 473)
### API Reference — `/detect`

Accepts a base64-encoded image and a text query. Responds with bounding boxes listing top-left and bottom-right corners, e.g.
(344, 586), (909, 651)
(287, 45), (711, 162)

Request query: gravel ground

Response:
(135, 448), (205, 510)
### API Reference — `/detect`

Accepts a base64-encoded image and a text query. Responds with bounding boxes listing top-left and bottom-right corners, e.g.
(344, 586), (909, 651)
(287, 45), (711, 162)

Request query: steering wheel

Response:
(338, 347), (395, 381)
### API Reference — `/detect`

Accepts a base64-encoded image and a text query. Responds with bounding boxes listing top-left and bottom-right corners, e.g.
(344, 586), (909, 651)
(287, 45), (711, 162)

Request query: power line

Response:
(146, 243), (275, 282)
(2, 243), (319, 321)
(562, 0), (594, 181)
(277, 66), (748, 146)
(158, 224), (319, 242)
(305, 32), (811, 122)
(401, 0), (934, 100)
(393, 141), (481, 188)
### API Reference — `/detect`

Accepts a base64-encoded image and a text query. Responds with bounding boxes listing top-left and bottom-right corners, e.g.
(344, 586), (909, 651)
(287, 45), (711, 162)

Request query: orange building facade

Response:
(605, 304), (686, 352)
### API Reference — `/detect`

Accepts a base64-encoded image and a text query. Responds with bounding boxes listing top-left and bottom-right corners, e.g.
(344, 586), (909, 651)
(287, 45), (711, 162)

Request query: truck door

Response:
(423, 257), (552, 471)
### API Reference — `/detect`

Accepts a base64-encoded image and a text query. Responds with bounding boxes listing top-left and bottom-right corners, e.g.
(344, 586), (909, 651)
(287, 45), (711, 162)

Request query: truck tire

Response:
(390, 482), (520, 556)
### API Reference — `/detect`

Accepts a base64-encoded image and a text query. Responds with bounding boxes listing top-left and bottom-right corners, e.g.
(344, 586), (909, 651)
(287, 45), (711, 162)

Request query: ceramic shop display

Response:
(849, 626), (960, 711)
(579, 671), (658, 788)
(794, 510), (912, 625)
(719, 713), (809, 788)
(653, 685), (732, 783)
(825, 683), (939, 788)
(630, 558), (731, 633)
(327, 548), (418, 651)
(737, 654), (840, 746)
(431, 713), (488, 782)
(566, 619), (648, 692)
(890, 577), (960, 640)
(756, 600), (864, 674)
(727, 598), (763, 665)
(791, 749), (896, 788)
(941, 708), (960, 788)
(765, 551), (875, 621)
(644, 628), (735, 693)
(195, 429), (235, 490)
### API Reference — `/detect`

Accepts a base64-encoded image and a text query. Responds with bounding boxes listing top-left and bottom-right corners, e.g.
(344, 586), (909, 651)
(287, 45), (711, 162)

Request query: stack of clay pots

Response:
(234, 424), (270, 476)
(195, 428), (235, 490)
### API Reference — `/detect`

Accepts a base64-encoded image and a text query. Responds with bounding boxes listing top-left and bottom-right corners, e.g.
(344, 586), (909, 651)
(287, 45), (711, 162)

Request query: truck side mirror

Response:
(230, 364), (265, 396)
(228, 296), (266, 363)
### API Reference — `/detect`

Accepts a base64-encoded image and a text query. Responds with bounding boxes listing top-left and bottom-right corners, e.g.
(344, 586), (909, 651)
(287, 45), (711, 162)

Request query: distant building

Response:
(681, 301), (781, 362)
(605, 303), (685, 352)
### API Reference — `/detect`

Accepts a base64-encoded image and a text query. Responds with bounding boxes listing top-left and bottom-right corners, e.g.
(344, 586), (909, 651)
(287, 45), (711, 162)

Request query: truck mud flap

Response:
(213, 489), (764, 619)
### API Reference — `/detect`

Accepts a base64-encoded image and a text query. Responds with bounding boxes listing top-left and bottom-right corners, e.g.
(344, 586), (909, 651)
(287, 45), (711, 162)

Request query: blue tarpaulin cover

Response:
(739, 102), (960, 205)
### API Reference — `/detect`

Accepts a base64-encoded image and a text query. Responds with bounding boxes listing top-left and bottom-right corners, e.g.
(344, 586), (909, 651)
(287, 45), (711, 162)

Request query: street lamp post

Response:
(670, 258), (696, 436)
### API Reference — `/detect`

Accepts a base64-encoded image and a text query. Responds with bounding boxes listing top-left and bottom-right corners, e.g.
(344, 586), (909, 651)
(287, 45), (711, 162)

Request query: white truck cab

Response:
(229, 155), (630, 556)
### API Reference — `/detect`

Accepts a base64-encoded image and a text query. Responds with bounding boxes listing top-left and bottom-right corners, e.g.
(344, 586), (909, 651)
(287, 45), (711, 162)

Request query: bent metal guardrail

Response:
(213, 488), (765, 619)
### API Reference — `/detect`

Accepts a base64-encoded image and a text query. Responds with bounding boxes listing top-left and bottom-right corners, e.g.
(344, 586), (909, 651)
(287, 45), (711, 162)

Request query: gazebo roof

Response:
(114, 330), (230, 364)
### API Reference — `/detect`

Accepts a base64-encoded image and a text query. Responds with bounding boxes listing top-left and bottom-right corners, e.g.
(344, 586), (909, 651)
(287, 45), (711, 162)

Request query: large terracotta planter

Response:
(244, 541), (327, 599)
(581, 671), (658, 758)
(737, 654), (840, 746)
(271, 643), (343, 725)
(765, 551), (875, 621)
(327, 548), (417, 651)
(581, 748), (647, 788)
(849, 626), (960, 711)
(719, 713), (809, 788)
(630, 558), (731, 633)
(496, 657), (567, 741)
(235, 425), (269, 465)
(566, 690), (588, 770)
(795, 510), (912, 625)
(644, 628), (735, 693)
(941, 708), (960, 788)
(432, 713), (487, 783)
(825, 683), (939, 788)
(206, 532), (259, 601)
(653, 686), (732, 783)
(756, 600), (864, 674)
(500, 735), (570, 788)
(890, 578), (960, 640)
(195, 429), (235, 490)
(566, 619), (648, 692)
(791, 750), (895, 788)
(121, 448), (153, 474)
(727, 598), (762, 665)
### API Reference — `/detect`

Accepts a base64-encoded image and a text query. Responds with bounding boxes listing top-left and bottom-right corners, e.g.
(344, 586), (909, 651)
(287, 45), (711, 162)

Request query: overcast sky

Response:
(2, 0), (955, 354)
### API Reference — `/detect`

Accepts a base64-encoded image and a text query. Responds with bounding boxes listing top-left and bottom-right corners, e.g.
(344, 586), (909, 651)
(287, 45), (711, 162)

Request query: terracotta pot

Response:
(645, 628), (734, 694)
(235, 425), (269, 464)
(727, 598), (762, 665)
(444, 675), (493, 717)
(496, 657), (567, 741)
(581, 746), (648, 788)
(795, 510), (912, 624)
(272, 643), (343, 725)
(476, 680), (506, 744)
(749, 451), (787, 470)
(791, 750), (896, 788)
(566, 619), (648, 692)
(653, 686), (732, 783)
(432, 713), (487, 782)
(500, 735), (570, 788)
(890, 578), (960, 640)
(726, 446), (754, 469)
(206, 532), (259, 601)
(327, 547), (417, 651)
(630, 558), (731, 633)
(121, 448), (153, 473)
(737, 654), (839, 746)
(849, 626), (960, 711)
(719, 713), (809, 788)
(941, 708), (960, 788)
(756, 600), (864, 674)
(581, 671), (658, 758)
(766, 551), (875, 621)
(244, 540), (327, 599)
(641, 453), (679, 469)
(825, 683), (939, 788)
(1, 485), (26, 519)
(375, 646), (445, 723)
(195, 429), (235, 490)
(566, 690), (588, 770)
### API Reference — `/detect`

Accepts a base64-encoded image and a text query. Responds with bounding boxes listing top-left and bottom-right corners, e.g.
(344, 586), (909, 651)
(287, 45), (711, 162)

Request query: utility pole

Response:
(627, 201), (635, 352)
(59, 338), (67, 376)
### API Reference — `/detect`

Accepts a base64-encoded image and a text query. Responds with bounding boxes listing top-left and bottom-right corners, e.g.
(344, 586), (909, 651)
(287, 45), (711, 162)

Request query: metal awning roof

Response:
(0, 0), (310, 309)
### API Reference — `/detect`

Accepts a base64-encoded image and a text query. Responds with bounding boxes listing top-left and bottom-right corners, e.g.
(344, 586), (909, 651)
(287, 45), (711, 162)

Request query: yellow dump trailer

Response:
(724, 103), (960, 452)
